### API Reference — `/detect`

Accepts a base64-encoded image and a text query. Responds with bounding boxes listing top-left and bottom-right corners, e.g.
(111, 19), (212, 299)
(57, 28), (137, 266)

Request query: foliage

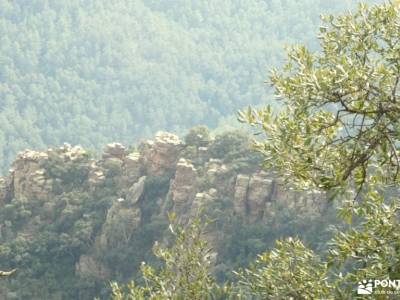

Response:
(184, 125), (211, 148)
(238, 1), (400, 298)
(0, 129), (303, 299)
(110, 214), (227, 300)
(0, 0), (379, 173)
(2, 2), (397, 298)
(236, 238), (332, 299)
(240, 1), (399, 194)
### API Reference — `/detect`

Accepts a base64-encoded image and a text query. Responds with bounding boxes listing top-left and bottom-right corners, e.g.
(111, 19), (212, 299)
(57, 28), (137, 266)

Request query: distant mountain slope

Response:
(0, 0), (380, 172)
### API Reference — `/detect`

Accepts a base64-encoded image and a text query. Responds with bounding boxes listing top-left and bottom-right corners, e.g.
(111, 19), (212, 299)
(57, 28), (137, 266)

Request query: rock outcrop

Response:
(0, 178), (8, 203)
(0, 131), (323, 237)
(247, 173), (274, 222)
(233, 174), (250, 215)
(0, 130), (325, 298)
(169, 158), (197, 214)
(121, 152), (142, 184)
(10, 150), (52, 201)
(126, 176), (146, 205)
(99, 201), (142, 249)
(103, 143), (126, 160)
(141, 132), (184, 176)
(88, 161), (106, 189)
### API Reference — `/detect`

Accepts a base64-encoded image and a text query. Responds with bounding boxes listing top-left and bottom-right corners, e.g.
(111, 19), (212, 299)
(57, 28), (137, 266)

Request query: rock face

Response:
(10, 150), (52, 201)
(189, 190), (216, 218)
(103, 143), (126, 160)
(0, 131), (322, 239)
(99, 201), (142, 249)
(232, 170), (324, 223)
(0, 177), (8, 203)
(98, 176), (146, 250)
(247, 173), (274, 222)
(0, 130), (325, 298)
(88, 161), (106, 189)
(141, 131), (184, 176)
(206, 159), (229, 177)
(126, 176), (146, 205)
(233, 174), (250, 215)
(122, 152), (142, 184)
(169, 158), (197, 214)
(8, 144), (90, 201)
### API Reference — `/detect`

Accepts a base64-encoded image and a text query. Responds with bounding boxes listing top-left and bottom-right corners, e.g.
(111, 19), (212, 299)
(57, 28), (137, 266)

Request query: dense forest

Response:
(0, 0), (379, 173)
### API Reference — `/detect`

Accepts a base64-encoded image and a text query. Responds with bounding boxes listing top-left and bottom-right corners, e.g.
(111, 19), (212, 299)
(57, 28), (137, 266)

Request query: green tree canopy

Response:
(239, 1), (400, 298)
(241, 1), (400, 195)
(0, 0), (379, 173)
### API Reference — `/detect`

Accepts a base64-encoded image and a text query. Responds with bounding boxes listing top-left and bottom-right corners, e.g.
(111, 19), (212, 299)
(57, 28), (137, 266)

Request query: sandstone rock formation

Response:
(10, 150), (52, 201)
(0, 130), (326, 296)
(189, 190), (215, 218)
(141, 131), (184, 176)
(0, 178), (8, 202)
(103, 143), (126, 160)
(233, 174), (250, 215)
(205, 159), (229, 177)
(121, 152), (142, 185)
(98, 175), (146, 250)
(88, 161), (106, 189)
(233, 171), (324, 223)
(126, 176), (146, 205)
(247, 173), (274, 222)
(169, 158), (197, 214)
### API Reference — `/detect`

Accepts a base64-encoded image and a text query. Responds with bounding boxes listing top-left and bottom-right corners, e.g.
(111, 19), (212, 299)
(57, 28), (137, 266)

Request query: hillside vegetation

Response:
(0, 129), (335, 299)
(0, 0), (378, 172)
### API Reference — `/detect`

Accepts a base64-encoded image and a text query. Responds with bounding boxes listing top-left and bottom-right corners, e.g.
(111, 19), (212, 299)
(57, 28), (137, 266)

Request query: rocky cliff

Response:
(0, 129), (328, 299)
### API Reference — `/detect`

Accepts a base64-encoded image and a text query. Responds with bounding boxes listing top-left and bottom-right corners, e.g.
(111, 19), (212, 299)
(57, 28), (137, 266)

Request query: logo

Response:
(357, 279), (400, 295)
(358, 280), (373, 295)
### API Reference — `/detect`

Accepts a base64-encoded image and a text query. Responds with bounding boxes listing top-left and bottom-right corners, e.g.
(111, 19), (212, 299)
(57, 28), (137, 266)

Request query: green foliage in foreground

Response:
(111, 215), (225, 300)
(113, 2), (400, 299)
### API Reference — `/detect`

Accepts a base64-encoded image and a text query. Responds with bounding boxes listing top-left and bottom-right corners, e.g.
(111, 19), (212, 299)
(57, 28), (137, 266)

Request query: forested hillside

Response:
(0, 0), (379, 173)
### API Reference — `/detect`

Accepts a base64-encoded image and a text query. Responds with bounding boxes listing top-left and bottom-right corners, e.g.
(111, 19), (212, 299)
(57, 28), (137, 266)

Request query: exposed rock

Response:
(208, 188), (218, 198)
(233, 174), (250, 215)
(103, 143), (126, 160)
(0, 177), (8, 202)
(52, 143), (88, 162)
(88, 161), (105, 188)
(99, 196), (143, 249)
(0, 131), (328, 295)
(75, 255), (108, 279)
(197, 146), (209, 162)
(169, 158), (197, 213)
(142, 131), (184, 176)
(126, 176), (146, 205)
(233, 172), (275, 222)
(247, 173), (274, 222)
(206, 159), (229, 177)
(190, 191), (214, 218)
(119, 152), (142, 187)
(63, 145), (87, 162)
(11, 150), (52, 201)
(29, 170), (53, 200)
